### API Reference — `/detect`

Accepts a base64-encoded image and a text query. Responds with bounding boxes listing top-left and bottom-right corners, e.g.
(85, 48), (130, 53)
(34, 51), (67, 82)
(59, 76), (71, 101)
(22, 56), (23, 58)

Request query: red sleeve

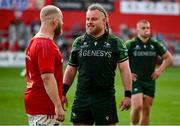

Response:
(37, 39), (56, 74)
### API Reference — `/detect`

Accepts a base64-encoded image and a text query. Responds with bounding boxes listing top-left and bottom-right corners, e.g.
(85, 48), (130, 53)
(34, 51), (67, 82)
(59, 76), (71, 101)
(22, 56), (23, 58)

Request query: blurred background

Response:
(0, 0), (180, 125)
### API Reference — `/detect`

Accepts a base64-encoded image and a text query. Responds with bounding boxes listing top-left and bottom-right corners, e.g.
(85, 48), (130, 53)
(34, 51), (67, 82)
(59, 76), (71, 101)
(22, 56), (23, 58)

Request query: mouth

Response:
(87, 24), (94, 28)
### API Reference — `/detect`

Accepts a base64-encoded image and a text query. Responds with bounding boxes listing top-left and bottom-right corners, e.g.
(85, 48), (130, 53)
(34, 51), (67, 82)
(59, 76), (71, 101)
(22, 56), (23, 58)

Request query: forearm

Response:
(41, 73), (62, 108)
(63, 65), (77, 95)
(157, 51), (172, 74)
(121, 70), (132, 91)
(118, 60), (132, 91)
(63, 65), (77, 86)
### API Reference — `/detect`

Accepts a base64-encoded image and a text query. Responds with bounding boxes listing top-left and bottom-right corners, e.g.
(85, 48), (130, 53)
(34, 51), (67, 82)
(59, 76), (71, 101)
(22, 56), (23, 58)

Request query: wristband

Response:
(63, 84), (70, 95)
(124, 90), (131, 98)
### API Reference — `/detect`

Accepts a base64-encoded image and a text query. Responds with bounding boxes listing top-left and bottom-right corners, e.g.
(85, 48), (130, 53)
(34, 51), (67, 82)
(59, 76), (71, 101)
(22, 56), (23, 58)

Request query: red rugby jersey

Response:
(24, 37), (63, 115)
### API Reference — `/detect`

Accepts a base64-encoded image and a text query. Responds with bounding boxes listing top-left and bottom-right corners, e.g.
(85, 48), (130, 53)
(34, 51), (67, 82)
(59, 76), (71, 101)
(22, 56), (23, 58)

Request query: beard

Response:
(54, 22), (62, 40)
(86, 25), (102, 36)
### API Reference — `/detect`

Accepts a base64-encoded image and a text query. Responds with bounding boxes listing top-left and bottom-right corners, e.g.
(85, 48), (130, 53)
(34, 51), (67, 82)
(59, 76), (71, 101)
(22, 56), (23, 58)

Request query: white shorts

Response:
(27, 114), (60, 126)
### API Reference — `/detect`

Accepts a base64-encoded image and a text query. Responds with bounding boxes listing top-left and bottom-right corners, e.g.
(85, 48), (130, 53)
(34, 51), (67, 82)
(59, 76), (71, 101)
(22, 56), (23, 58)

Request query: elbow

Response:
(41, 73), (52, 85)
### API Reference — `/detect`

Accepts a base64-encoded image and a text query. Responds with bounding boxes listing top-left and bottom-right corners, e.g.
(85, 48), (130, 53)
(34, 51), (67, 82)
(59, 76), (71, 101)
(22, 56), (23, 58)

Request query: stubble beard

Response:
(54, 23), (61, 40)
(86, 26), (102, 36)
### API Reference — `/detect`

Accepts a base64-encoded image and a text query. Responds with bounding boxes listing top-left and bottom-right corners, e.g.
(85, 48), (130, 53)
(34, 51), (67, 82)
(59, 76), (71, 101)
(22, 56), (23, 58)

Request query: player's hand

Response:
(151, 69), (160, 80)
(62, 95), (68, 110)
(120, 97), (131, 111)
(131, 73), (137, 81)
(55, 105), (65, 122)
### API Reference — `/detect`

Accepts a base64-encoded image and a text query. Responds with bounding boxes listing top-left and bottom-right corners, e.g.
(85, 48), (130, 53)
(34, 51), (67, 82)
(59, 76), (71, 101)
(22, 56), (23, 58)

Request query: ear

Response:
(103, 18), (107, 25)
(52, 17), (57, 26)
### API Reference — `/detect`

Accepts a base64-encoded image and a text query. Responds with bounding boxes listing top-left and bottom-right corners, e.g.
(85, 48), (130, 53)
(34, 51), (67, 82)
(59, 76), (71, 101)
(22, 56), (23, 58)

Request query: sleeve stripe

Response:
(68, 62), (78, 67)
(118, 57), (129, 63)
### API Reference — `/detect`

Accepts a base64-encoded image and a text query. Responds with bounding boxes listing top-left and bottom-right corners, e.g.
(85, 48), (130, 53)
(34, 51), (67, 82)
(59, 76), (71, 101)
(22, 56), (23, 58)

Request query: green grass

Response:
(0, 67), (180, 125)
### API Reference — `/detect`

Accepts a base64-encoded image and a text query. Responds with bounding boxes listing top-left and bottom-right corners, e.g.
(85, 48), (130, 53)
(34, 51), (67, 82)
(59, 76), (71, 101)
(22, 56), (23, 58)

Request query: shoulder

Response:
(108, 34), (124, 48)
(72, 35), (85, 47)
(124, 37), (136, 48)
(149, 37), (166, 47)
(108, 34), (124, 43)
(125, 37), (136, 44)
(31, 37), (54, 47)
(150, 37), (160, 44)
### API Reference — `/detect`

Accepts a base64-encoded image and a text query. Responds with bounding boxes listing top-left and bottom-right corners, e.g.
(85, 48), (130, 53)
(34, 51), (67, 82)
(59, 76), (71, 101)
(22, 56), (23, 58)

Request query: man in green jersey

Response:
(62, 3), (132, 125)
(125, 19), (172, 125)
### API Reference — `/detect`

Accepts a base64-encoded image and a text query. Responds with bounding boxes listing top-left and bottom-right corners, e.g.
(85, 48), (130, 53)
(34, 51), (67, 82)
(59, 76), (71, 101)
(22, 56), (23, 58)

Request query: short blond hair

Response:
(136, 19), (150, 28)
(40, 5), (61, 22)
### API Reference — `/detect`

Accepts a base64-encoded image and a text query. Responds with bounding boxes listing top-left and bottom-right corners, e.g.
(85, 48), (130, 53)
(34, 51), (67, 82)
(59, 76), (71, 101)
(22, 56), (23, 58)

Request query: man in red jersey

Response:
(24, 5), (65, 125)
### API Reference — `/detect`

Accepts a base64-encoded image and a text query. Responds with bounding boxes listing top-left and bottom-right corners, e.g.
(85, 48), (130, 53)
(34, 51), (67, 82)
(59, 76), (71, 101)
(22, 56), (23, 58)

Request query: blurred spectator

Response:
(119, 23), (136, 40)
(8, 18), (31, 51)
(71, 23), (84, 39)
(31, 18), (40, 36)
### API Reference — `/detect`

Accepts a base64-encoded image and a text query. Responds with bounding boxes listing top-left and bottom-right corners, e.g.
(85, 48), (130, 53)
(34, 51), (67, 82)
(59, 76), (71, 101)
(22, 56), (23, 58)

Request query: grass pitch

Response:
(0, 67), (180, 125)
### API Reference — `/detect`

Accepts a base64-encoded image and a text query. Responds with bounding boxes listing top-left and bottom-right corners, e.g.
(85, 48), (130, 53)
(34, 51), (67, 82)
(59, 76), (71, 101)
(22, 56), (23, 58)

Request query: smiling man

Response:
(62, 3), (132, 125)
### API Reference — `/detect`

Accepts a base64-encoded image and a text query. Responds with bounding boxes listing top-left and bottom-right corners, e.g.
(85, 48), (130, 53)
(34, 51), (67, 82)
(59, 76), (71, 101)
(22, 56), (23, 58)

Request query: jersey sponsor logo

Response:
(150, 45), (154, 50)
(72, 112), (77, 119)
(103, 42), (111, 48)
(80, 41), (89, 48)
(79, 49), (112, 58)
(27, 81), (33, 88)
(133, 50), (156, 57)
(134, 45), (141, 50)
(105, 116), (109, 121)
(134, 88), (138, 92)
(94, 41), (98, 46)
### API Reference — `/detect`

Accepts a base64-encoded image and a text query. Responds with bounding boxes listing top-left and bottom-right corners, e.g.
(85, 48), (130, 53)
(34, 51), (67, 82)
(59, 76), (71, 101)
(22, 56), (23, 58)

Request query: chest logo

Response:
(81, 41), (89, 48)
(134, 45), (141, 50)
(94, 41), (98, 46)
(104, 42), (111, 48)
(150, 45), (154, 50)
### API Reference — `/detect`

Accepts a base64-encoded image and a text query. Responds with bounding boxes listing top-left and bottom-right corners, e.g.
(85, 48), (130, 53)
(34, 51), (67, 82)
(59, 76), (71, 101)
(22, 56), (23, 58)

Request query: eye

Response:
(86, 17), (90, 21)
(141, 27), (150, 29)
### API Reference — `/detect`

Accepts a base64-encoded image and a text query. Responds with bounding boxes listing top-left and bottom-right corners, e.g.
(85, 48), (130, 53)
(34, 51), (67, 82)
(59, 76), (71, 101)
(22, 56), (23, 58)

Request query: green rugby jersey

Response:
(69, 33), (128, 94)
(125, 37), (167, 81)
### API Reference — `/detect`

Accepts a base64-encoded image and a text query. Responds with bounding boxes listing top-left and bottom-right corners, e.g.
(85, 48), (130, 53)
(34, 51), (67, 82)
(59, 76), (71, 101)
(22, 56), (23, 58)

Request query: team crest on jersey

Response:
(94, 41), (98, 46)
(104, 41), (111, 48)
(134, 45), (141, 50)
(81, 41), (89, 48)
(150, 45), (154, 50)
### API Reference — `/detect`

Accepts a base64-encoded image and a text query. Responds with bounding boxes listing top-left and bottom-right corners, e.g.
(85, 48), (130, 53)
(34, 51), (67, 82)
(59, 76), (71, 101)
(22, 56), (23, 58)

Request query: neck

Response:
(90, 30), (105, 38)
(35, 24), (54, 40)
(138, 35), (149, 43)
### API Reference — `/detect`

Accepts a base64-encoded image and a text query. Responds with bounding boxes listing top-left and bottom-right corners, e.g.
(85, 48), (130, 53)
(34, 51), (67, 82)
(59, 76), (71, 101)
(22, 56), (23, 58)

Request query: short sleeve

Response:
(38, 40), (56, 74)
(68, 38), (80, 67)
(117, 38), (129, 63)
(156, 41), (167, 56)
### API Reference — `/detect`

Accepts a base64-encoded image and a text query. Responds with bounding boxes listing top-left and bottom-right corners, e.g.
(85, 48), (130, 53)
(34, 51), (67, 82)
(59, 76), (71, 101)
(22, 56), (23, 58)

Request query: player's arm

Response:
(118, 60), (132, 91)
(63, 65), (77, 95)
(117, 60), (132, 111)
(62, 65), (77, 107)
(41, 73), (64, 122)
(151, 51), (173, 80)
